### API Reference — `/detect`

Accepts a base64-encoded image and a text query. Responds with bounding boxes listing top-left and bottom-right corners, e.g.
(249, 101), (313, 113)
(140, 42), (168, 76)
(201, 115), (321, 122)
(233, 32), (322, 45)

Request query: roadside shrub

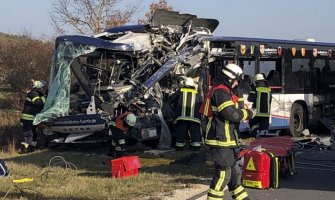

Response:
(0, 32), (54, 93)
(0, 110), (21, 153)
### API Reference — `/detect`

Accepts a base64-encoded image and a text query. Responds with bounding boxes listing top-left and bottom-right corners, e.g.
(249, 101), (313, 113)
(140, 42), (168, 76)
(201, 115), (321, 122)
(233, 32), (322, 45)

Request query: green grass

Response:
(0, 149), (212, 200)
(0, 91), (212, 199)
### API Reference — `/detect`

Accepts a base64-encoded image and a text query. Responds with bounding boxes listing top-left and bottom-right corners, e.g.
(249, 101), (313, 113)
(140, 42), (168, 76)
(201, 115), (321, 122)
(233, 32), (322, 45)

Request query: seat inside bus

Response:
(267, 70), (281, 87)
(239, 74), (252, 94)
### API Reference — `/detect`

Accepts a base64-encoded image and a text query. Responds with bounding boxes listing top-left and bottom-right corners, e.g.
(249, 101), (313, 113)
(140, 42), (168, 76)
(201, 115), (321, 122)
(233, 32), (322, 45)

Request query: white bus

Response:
(204, 36), (335, 136)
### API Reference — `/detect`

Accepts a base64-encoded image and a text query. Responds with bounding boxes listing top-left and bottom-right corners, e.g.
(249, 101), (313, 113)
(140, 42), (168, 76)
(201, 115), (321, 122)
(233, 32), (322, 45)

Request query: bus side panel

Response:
(239, 94), (313, 132)
(269, 94), (289, 130)
(270, 94), (312, 130)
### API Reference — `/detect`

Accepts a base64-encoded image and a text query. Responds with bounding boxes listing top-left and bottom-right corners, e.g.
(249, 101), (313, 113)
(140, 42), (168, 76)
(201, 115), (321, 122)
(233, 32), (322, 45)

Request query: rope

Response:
(40, 156), (78, 183)
(2, 156), (77, 199)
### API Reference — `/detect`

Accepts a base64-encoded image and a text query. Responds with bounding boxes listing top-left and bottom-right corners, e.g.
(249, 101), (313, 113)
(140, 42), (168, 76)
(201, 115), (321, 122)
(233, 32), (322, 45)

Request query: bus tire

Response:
(290, 103), (306, 137)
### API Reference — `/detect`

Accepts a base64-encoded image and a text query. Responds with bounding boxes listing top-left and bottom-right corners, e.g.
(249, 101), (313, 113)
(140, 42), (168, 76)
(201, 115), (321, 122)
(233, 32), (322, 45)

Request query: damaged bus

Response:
(34, 9), (335, 149)
(33, 10), (218, 148)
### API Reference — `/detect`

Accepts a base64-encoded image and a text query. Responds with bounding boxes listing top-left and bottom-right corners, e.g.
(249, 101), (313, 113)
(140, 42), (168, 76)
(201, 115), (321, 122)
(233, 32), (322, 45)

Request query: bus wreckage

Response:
(33, 10), (219, 148)
(34, 9), (335, 149)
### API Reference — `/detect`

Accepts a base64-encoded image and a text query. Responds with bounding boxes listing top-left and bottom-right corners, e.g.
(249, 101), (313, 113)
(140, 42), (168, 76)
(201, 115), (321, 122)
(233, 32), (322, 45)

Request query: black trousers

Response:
(249, 116), (270, 133)
(175, 120), (202, 148)
(21, 119), (38, 143)
(207, 148), (249, 200)
(109, 127), (127, 152)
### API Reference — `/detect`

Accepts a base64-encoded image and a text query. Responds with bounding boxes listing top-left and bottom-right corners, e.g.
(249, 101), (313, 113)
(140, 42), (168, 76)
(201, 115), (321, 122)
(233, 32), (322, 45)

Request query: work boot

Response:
(18, 142), (35, 154)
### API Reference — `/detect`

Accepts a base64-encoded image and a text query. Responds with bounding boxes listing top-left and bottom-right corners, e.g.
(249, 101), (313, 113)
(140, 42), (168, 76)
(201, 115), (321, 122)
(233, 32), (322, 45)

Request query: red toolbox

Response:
(242, 151), (278, 189)
(110, 156), (141, 178)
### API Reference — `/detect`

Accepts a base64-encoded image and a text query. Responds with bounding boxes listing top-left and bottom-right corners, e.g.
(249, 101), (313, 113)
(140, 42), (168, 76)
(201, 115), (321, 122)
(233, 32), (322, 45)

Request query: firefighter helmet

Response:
(184, 77), (194, 87)
(33, 80), (46, 89)
(222, 64), (243, 80)
(125, 113), (137, 127)
(253, 73), (266, 82)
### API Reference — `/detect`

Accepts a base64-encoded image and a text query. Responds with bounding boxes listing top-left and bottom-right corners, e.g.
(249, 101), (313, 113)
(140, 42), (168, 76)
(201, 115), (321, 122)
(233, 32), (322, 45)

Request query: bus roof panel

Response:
(203, 36), (335, 47)
(56, 35), (134, 51)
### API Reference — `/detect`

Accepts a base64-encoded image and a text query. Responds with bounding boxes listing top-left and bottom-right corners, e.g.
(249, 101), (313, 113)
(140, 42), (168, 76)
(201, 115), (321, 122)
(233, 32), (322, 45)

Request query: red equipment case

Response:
(242, 151), (278, 189)
(240, 136), (296, 176)
(110, 156), (141, 178)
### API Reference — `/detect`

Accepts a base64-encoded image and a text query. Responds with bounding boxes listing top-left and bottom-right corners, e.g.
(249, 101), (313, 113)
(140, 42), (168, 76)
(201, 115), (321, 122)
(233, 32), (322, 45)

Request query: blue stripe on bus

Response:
(269, 117), (290, 130)
(239, 116), (290, 132)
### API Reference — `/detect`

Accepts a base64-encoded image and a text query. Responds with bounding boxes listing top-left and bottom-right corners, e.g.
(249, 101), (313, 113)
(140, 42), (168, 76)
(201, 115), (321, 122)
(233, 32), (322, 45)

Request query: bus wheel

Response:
(290, 103), (306, 137)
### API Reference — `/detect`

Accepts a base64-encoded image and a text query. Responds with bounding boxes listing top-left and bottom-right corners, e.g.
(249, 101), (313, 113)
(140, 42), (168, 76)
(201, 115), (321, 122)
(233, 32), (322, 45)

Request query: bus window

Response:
(240, 60), (255, 78)
(292, 58), (311, 93)
(292, 58), (309, 72)
(259, 60), (281, 93)
(310, 59), (325, 93)
(238, 60), (255, 94)
(314, 59), (326, 70)
(329, 60), (335, 71)
(259, 61), (276, 77)
(322, 60), (335, 91)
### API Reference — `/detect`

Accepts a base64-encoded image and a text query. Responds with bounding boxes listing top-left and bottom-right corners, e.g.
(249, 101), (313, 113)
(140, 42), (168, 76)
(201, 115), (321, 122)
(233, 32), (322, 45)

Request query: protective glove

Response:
(249, 108), (257, 118)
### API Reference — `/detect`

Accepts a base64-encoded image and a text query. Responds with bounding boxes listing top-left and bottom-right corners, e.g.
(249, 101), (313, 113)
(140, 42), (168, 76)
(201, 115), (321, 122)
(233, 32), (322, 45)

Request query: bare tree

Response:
(50, 0), (142, 35)
(139, 0), (173, 24)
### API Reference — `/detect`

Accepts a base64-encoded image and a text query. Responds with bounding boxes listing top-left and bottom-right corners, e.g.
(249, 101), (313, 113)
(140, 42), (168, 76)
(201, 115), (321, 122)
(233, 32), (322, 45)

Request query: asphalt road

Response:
(246, 149), (335, 200)
(191, 148), (335, 200)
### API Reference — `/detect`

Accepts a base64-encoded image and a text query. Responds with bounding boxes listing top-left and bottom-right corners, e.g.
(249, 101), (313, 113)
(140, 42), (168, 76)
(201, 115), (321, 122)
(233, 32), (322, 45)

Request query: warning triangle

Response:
(246, 157), (256, 171)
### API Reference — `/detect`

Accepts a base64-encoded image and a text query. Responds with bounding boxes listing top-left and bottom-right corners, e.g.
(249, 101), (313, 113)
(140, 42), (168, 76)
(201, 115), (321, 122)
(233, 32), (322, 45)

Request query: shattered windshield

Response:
(33, 41), (96, 125)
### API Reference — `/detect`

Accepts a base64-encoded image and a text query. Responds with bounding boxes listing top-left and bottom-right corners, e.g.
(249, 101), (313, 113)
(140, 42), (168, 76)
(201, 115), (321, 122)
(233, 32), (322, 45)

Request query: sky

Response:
(0, 0), (335, 42)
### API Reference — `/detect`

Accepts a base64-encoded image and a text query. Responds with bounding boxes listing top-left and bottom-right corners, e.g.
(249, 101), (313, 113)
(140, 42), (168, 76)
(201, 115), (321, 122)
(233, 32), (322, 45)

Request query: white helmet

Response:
(222, 64), (243, 80)
(33, 80), (46, 89)
(184, 77), (194, 87)
(125, 113), (137, 127)
(253, 73), (266, 82)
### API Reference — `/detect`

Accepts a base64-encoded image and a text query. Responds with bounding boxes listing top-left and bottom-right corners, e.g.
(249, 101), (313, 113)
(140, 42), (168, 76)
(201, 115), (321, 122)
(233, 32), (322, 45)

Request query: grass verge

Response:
(0, 149), (212, 200)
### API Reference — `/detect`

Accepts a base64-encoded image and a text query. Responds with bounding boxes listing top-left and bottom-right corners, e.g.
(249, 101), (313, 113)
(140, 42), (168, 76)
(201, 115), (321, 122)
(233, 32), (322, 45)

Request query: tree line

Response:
(0, 0), (172, 102)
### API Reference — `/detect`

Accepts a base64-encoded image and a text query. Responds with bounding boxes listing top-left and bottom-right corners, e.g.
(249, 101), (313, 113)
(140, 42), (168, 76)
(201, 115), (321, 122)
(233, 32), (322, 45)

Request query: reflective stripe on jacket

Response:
(20, 89), (46, 121)
(255, 87), (271, 117)
(204, 84), (253, 148)
(175, 87), (201, 123)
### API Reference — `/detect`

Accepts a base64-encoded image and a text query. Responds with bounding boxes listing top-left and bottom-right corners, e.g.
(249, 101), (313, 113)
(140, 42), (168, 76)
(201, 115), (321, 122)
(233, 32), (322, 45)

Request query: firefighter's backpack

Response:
(0, 159), (9, 177)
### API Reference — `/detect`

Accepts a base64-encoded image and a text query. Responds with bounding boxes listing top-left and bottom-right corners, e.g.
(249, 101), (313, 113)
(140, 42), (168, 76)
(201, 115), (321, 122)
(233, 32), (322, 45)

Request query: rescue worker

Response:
(247, 73), (272, 137)
(19, 80), (47, 153)
(170, 77), (202, 151)
(201, 63), (256, 200)
(108, 112), (137, 158)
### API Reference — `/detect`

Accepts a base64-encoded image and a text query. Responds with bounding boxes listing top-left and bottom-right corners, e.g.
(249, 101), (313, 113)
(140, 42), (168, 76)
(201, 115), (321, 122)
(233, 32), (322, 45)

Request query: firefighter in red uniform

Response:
(19, 80), (47, 153)
(108, 112), (137, 158)
(170, 77), (202, 151)
(202, 64), (256, 200)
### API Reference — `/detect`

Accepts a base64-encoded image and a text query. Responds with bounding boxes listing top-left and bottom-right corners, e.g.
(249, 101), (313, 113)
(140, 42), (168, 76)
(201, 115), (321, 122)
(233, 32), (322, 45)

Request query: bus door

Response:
(259, 58), (288, 130)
